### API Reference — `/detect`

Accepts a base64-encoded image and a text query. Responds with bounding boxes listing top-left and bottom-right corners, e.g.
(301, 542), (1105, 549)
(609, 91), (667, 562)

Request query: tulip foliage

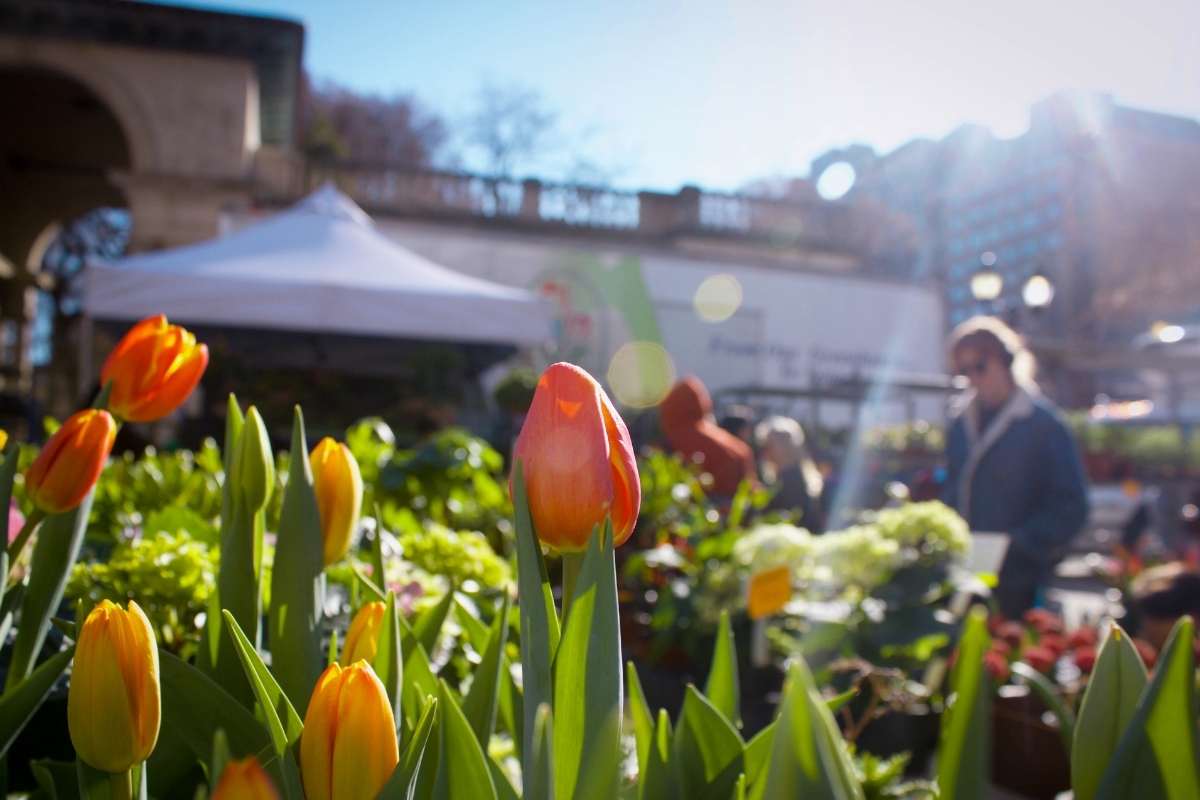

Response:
(0, 347), (1197, 798)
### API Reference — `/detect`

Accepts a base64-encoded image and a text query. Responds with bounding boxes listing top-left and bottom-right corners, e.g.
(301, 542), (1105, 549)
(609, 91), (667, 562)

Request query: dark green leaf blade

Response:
(0, 647), (74, 757)
(704, 610), (740, 727)
(937, 606), (990, 800)
(268, 407), (326, 715)
(552, 522), (622, 800)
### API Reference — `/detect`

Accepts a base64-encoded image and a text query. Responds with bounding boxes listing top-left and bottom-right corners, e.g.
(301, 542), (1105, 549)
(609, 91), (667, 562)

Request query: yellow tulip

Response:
(340, 601), (386, 666)
(212, 757), (279, 800)
(300, 661), (399, 800)
(68, 600), (161, 773)
(309, 438), (363, 565)
(0, 428), (7, 450)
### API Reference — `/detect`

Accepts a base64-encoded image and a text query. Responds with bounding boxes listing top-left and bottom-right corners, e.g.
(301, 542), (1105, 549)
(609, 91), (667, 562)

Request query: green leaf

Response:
(825, 688), (858, 715)
(398, 614), (439, 732)
(454, 597), (491, 652)
(512, 462), (561, 776)
(1071, 624), (1147, 800)
(233, 406), (274, 513)
(373, 591), (404, 724)
(1011, 661), (1075, 752)
(756, 657), (862, 800)
(672, 685), (745, 800)
(380, 697), (437, 800)
(353, 566), (387, 603)
(220, 610), (304, 756)
(155, 650), (278, 784)
(527, 703), (555, 800)
(552, 522), (622, 800)
(413, 586), (456, 656)
(371, 503), (389, 588)
(0, 437), (19, 545)
(704, 610), (741, 728)
(434, 681), (498, 800)
(462, 595), (510, 747)
(498, 653), (524, 758)
(639, 709), (675, 800)
(327, 629), (339, 667)
(489, 758), (521, 800)
(937, 606), (990, 800)
(626, 661), (655, 776)
(32, 758), (80, 798)
(1098, 616), (1199, 800)
(0, 646), (74, 757)
(210, 729), (233, 793)
(268, 407), (326, 715)
(742, 721), (775, 791)
(6, 489), (94, 688)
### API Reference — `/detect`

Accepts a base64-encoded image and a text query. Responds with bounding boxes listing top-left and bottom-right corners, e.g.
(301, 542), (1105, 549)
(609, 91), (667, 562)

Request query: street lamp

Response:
(970, 261), (1003, 303)
(1021, 272), (1055, 310)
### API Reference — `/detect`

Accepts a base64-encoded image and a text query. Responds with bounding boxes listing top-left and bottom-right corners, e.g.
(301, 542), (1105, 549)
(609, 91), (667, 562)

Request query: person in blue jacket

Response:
(943, 316), (1089, 618)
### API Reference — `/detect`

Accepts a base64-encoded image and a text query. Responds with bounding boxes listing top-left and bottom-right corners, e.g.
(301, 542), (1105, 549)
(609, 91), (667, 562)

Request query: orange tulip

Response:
(101, 315), (208, 423)
(24, 410), (116, 514)
(310, 438), (363, 565)
(511, 362), (640, 551)
(300, 661), (399, 800)
(212, 757), (279, 800)
(67, 600), (161, 773)
(340, 601), (386, 666)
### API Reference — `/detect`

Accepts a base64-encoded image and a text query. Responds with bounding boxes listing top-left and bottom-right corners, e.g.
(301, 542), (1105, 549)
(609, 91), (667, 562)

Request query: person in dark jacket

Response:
(943, 316), (1089, 618)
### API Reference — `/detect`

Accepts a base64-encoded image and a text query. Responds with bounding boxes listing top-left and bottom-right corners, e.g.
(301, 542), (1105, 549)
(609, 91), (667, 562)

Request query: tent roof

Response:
(85, 184), (552, 346)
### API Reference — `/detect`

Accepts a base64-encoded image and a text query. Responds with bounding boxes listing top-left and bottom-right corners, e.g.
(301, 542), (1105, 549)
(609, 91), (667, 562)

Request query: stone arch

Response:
(0, 48), (158, 173)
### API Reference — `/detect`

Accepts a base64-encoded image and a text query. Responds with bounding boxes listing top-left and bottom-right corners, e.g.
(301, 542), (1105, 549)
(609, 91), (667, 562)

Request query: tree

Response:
(301, 75), (450, 167)
(463, 82), (559, 178)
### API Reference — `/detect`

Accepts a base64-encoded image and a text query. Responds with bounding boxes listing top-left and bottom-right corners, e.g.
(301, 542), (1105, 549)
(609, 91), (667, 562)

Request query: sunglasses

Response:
(959, 359), (990, 378)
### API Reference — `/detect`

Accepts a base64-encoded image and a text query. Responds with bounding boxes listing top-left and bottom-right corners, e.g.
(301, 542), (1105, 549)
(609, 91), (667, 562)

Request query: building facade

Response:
(815, 91), (1200, 355)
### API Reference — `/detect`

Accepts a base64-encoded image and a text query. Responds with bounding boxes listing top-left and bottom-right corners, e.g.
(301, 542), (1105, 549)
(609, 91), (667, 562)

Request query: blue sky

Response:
(194, 0), (1200, 192)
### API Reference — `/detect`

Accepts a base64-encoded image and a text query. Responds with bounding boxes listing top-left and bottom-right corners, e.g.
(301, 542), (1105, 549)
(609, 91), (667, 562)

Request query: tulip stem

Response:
(6, 509), (45, 565)
(109, 768), (133, 800)
(560, 552), (584, 623)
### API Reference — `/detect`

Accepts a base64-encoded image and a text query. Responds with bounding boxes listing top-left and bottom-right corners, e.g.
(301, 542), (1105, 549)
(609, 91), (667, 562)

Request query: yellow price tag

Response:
(747, 565), (792, 620)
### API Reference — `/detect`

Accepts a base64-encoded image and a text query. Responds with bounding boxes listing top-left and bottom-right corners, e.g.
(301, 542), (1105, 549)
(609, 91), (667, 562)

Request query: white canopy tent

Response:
(84, 184), (552, 346)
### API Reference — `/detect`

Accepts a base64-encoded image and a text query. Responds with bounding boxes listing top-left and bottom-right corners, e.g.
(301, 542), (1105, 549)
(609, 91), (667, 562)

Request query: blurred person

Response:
(659, 376), (757, 499)
(943, 316), (1089, 619)
(756, 415), (826, 532)
(1129, 562), (1200, 651)
(718, 405), (756, 446)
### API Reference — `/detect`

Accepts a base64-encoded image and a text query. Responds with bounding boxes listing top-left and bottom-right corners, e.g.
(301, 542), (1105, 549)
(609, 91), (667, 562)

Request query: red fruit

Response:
(989, 640), (1012, 658)
(1068, 626), (1099, 650)
(1024, 608), (1065, 635)
(1073, 646), (1097, 673)
(997, 622), (1025, 650)
(1022, 645), (1058, 674)
(1039, 633), (1068, 658)
(984, 650), (1011, 684)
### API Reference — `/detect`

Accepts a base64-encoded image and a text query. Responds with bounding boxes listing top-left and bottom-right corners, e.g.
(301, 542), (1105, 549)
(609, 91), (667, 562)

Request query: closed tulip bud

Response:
(68, 600), (161, 773)
(212, 757), (279, 800)
(300, 661), (399, 800)
(232, 407), (273, 512)
(340, 601), (386, 666)
(511, 362), (640, 551)
(0, 428), (7, 451)
(24, 410), (116, 515)
(101, 315), (208, 423)
(310, 438), (362, 565)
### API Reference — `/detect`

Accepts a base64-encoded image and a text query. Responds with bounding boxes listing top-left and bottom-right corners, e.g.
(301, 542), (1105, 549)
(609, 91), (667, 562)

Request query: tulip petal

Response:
(329, 664), (398, 800)
(300, 664), (344, 800)
(25, 410), (115, 514)
(600, 391), (641, 546)
(126, 343), (209, 422)
(341, 602), (385, 666)
(513, 363), (615, 551)
(68, 602), (141, 772)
